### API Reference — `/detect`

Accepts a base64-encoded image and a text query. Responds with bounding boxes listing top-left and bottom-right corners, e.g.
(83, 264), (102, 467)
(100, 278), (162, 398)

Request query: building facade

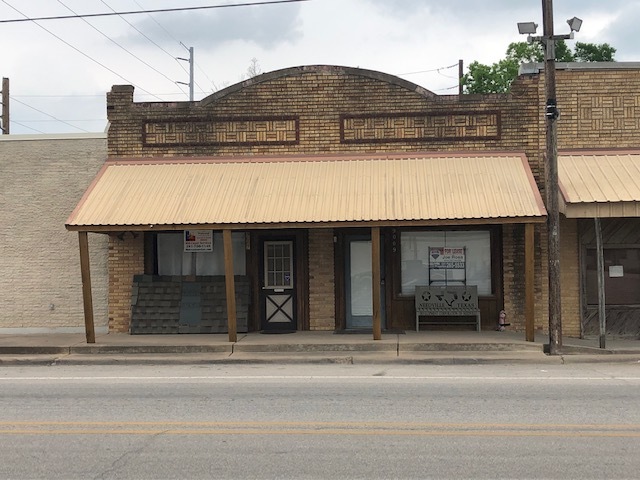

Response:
(65, 64), (640, 340)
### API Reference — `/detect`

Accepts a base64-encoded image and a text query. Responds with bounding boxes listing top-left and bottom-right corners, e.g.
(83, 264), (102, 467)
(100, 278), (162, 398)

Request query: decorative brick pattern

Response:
(341, 112), (500, 143)
(577, 94), (640, 133)
(143, 117), (299, 147)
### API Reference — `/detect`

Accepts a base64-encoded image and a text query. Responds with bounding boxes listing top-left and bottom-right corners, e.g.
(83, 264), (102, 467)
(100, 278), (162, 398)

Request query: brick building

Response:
(0, 134), (109, 333)
(65, 63), (640, 341)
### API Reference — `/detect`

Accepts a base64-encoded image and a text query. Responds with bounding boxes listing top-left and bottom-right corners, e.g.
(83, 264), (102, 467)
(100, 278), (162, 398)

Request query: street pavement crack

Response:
(92, 429), (165, 480)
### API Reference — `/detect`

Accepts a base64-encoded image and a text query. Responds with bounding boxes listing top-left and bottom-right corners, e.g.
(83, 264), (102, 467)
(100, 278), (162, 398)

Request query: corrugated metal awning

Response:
(559, 151), (640, 218)
(66, 152), (546, 232)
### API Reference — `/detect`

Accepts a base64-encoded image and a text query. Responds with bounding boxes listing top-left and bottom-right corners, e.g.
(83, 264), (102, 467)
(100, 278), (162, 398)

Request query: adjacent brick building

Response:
(0, 134), (109, 333)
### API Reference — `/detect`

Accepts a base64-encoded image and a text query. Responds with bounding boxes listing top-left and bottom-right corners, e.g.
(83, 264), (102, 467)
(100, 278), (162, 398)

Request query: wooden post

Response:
(543, 0), (563, 355)
(371, 227), (382, 340)
(78, 232), (96, 344)
(223, 229), (237, 343)
(594, 218), (606, 349)
(525, 223), (535, 342)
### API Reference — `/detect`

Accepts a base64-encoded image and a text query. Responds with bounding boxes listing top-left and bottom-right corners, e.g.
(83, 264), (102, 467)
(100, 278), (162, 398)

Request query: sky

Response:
(1, 0), (639, 135)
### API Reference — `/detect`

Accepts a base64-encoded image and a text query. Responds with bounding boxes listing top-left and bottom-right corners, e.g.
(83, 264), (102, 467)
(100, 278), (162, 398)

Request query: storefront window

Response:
(400, 230), (491, 295)
(585, 247), (640, 305)
(157, 232), (246, 276)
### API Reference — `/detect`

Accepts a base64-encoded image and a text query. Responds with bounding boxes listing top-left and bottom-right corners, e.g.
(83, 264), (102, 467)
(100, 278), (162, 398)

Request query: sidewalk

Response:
(1, 330), (639, 366)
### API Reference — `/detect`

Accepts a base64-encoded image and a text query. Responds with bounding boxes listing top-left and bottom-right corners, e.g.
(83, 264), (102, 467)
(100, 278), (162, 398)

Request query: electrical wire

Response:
(11, 97), (91, 133)
(10, 120), (46, 134)
(100, 0), (201, 95)
(0, 0), (310, 23)
(56, 0), (188, 97)
(398, 62), (458, 76)
(130, 0), (211, 94)
(1, 0), (164, 101)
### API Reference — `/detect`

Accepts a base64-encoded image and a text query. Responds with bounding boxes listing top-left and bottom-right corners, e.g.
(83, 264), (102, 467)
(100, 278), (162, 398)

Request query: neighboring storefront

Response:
(65, 63), (640, 341)
(0, 133), (109, 334)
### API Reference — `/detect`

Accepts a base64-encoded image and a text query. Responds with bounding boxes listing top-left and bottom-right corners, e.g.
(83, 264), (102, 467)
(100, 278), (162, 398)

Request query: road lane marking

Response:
(1, 375), (640, 381)
(2, 420), (640, 439)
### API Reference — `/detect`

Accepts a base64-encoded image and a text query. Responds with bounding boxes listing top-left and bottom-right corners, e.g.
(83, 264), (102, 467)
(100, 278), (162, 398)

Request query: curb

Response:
(2, 351), (639, 366)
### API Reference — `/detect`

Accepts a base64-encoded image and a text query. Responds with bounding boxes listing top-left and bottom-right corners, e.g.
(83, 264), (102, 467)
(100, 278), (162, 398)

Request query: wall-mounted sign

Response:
(609, 265), (624, 278)
(184, 230), (213, 252)
(429, 247), (466, 269)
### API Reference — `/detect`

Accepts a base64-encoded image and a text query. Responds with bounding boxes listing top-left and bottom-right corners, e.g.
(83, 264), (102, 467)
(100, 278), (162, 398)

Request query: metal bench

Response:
(415, 285), (481, 332)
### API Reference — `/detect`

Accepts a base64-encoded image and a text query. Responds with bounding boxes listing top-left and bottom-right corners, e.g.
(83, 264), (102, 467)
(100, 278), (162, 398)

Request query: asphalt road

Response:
(1, 363), (640, 479)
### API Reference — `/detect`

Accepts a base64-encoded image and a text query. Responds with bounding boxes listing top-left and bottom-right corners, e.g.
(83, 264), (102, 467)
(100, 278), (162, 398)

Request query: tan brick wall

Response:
(502, 223), (548, 332)
(308, 229), (335, 330)
(560, 217), (581, 337)
(0, 135), (109, 332)
(108, 235), (144, 332)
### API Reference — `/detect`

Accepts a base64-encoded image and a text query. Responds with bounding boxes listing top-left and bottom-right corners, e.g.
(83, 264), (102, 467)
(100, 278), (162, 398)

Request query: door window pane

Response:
(264, 241), (293, 288)
(350, 241), (373, 316)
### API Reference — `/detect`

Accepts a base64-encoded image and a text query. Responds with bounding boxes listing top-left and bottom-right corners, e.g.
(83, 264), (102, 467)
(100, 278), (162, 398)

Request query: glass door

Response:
(345, 235), (385, 330)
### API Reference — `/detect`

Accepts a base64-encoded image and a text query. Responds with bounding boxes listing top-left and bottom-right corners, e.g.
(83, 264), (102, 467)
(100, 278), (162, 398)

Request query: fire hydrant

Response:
(497, 310), (509, 331)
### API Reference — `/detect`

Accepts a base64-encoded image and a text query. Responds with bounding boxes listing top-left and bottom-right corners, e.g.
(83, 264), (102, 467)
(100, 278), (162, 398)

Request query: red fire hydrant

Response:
(497, 310), (509, 331)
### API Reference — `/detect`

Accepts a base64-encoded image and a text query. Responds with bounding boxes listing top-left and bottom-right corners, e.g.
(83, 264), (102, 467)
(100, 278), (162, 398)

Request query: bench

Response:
(415, 285), (481, 332)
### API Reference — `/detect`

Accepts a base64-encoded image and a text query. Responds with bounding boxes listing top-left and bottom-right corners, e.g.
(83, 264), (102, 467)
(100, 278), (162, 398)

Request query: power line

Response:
(100, 0), (195, 96)
(398, 63), (458, 76)
(56, 0), (187, 97)
(11, 97), (91, 133)
(130, 0), (211, 94)
(0, 0), (310, 23)
(11, 120), (45, 134)
(1, 0), (163, 100)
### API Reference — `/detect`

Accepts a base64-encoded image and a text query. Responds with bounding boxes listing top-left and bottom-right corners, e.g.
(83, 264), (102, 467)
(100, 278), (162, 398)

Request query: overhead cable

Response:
(1, 0), (163, 100)
(11, 97), (91, 133)
(56, 0), (188, 97)
(0, 0), (310, 23)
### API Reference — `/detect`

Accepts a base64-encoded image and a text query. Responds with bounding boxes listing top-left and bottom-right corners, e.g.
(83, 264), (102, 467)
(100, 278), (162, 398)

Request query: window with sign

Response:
(585, 247), (640, 305)
(156, 232), (246, 276)
(400, 230), (492, 295)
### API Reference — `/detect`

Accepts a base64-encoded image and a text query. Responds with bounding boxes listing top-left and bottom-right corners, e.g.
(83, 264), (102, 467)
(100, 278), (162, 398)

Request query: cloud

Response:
(121, 4), (303, 51)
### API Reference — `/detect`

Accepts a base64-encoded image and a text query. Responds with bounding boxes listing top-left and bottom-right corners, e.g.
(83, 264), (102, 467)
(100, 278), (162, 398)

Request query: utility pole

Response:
(542, 0), (562, 355)
(177, 45), (194, 101)
(1, 77), (9, 134)
(519, 1), (581, 355)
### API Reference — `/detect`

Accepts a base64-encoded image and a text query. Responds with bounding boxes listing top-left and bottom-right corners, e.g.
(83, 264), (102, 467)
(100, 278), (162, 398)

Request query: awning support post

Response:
(223, 229), (238, 343)
(525, 223), (535, 342)
(78, 231), (96, 344)
(594, 217), (606, 349)
(371, 227), (382, 340)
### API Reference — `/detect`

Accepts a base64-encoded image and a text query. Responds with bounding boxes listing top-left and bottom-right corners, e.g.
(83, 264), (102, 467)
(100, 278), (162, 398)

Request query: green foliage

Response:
(573, 42), (616, 62)
(462, 41), (617, 94)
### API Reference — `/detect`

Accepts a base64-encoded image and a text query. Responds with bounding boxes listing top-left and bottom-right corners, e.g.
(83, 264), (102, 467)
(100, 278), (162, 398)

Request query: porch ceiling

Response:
(559, 151), (640, 218)
(65, 152), (547, 232)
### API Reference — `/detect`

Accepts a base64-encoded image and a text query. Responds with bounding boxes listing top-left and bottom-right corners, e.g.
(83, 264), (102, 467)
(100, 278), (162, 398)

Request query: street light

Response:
(518, 1), (581, 355)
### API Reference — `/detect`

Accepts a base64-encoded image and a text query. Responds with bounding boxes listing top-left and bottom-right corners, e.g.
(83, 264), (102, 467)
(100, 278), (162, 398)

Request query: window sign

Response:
(429, 247), (466, 270)
(184, 230), (213, 252)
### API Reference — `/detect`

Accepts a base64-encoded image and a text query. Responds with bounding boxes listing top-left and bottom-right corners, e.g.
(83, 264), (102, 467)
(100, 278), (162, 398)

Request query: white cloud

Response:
(0, 0), (637, 134)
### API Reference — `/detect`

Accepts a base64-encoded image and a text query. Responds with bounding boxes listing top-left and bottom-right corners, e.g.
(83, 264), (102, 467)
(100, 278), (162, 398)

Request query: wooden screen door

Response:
(261, 240), (296, 332)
